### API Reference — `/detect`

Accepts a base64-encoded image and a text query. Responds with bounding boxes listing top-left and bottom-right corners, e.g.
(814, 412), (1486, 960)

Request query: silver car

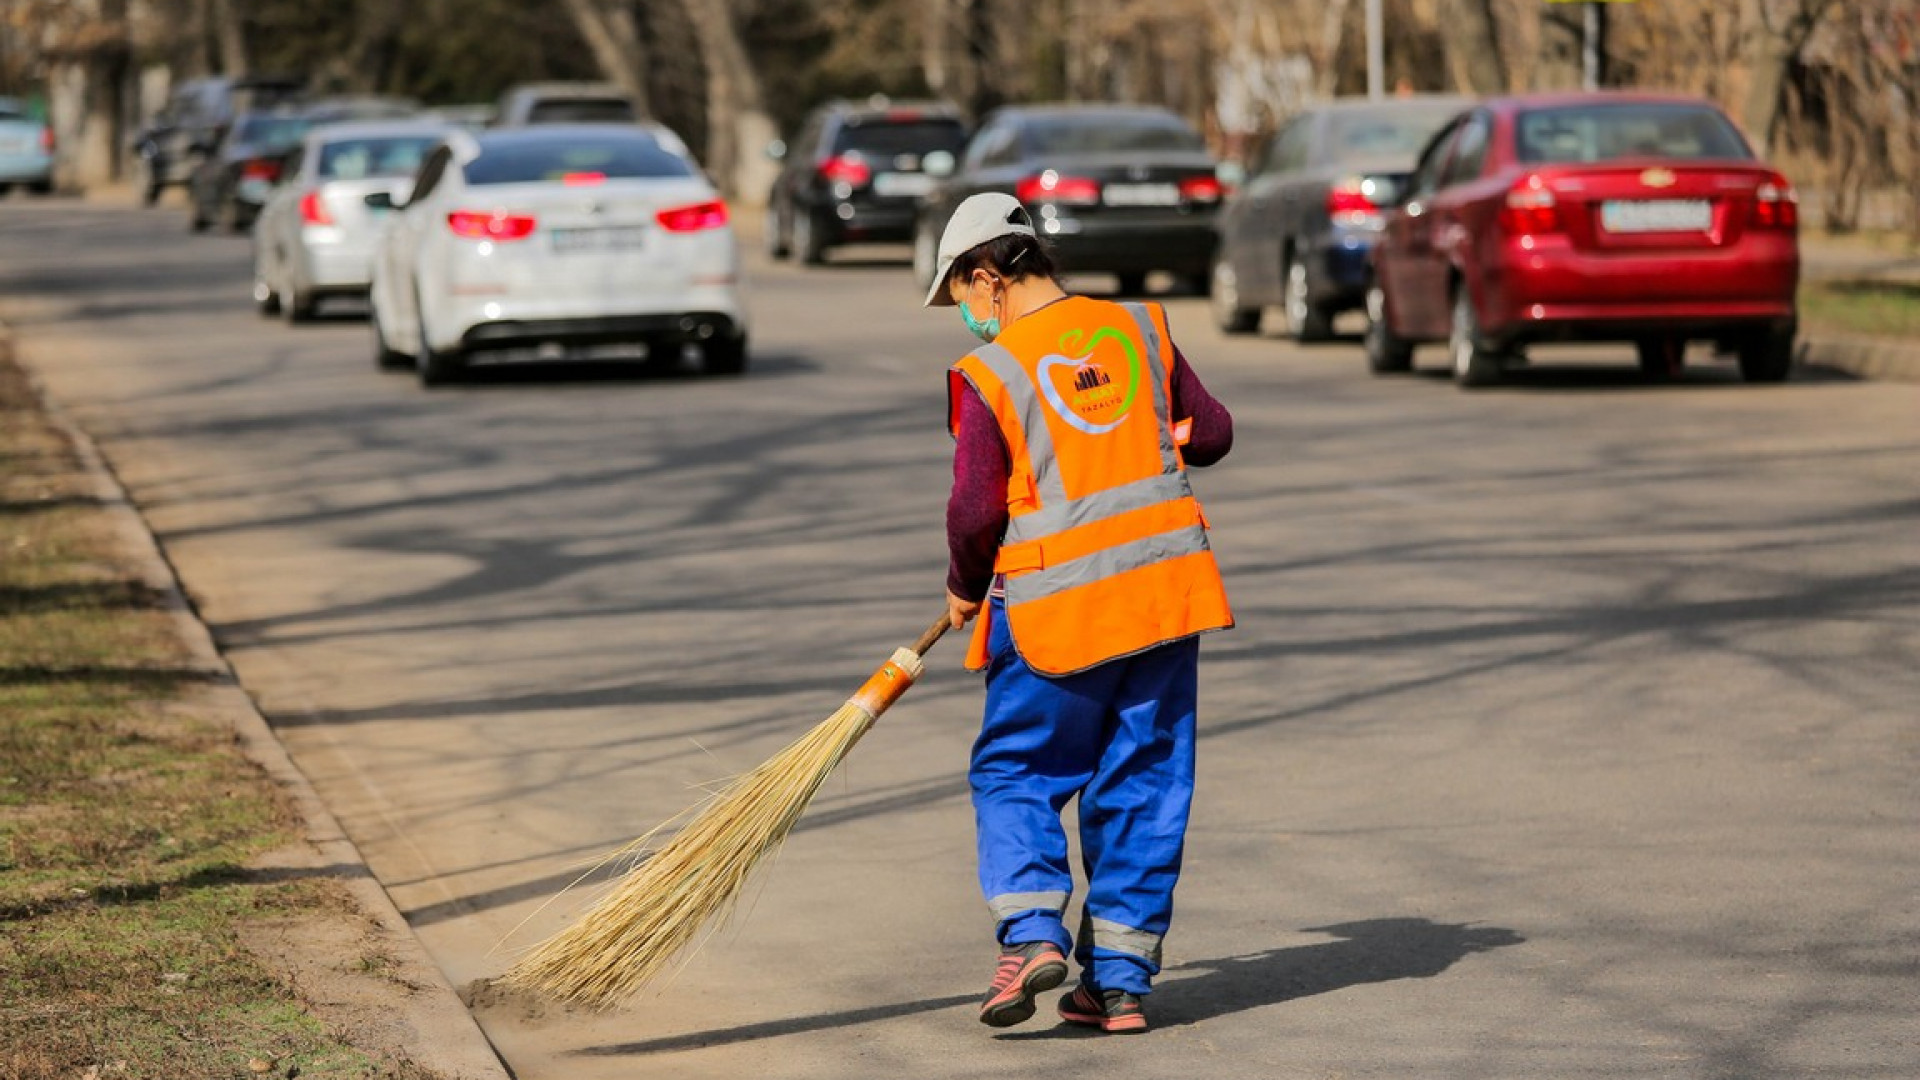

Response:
(252, 119), (449, 321)
(0, 97), (54, 195)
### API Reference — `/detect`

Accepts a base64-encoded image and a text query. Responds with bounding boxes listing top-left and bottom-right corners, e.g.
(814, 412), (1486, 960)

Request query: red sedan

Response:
(1366, 93), (1799, 386)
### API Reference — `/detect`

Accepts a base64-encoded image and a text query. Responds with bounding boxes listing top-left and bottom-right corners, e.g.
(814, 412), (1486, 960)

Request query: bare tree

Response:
(680, 0), (777, 202)
(1437, 0), (1507, 94)
(1737, 0), (1838, 154)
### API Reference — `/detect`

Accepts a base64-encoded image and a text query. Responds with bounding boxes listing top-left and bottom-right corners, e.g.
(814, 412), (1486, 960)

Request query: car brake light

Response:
(1179, 175), (1223, 204)
(241, 158), (280, 182)
(1327, 176), (1381, 227)
(562, 171), (606, 186)
(39, 126), (54, 153)
(1501, 175), (1561, 234)
(656, 199), (729, 232)
(818, 155), (872, 189)
(1751, 178), (1798, 229)
(298, 190), (334, 226)
(447, 210), (538, 240)
(1016, 170), (1101, 206)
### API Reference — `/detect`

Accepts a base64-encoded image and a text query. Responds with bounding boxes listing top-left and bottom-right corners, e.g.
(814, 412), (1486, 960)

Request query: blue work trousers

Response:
(970, 596), (1199, 995)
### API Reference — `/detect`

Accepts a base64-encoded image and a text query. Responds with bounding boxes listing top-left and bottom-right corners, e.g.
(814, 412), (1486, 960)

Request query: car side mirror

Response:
(923, 150), (956, 179)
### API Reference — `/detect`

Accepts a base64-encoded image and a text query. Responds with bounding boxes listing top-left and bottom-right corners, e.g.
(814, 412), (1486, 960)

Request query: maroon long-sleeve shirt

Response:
(947, 343), (1233, 602)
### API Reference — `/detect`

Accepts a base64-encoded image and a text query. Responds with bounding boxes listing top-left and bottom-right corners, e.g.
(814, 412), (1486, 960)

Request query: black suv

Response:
(766, 100), (969, 264)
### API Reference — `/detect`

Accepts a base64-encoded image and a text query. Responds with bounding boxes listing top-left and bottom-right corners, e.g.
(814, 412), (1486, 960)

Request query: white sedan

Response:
(369, 123), (747, 386)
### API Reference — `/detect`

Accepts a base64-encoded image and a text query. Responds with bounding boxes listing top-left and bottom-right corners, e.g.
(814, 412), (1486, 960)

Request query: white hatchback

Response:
(369, 124), (747, 386)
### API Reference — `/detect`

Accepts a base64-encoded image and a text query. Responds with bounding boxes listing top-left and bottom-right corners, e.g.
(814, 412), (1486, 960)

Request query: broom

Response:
(497, 613), (952, 1008)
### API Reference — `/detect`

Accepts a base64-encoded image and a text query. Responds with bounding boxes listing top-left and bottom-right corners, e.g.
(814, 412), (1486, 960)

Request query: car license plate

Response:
(872, 171), (934, 198)
(1102, 183), (1180, 207)
(550, 225), (649, 253)
(1600, 199), (1711, 234)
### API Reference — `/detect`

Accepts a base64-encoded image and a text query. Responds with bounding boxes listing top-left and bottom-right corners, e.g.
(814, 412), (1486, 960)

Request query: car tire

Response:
(1115, 272), (1148, 297)
(793, 209), (825, 265)
(704, 332), (749, 376)
(28, 179), (53, 197)
(414, 289), (461, 387)
(1449, 286), (1502, 389)
(913, 217), (941, 294)
(1209, 253), (1260, 335)
(1364, 282), (1414, 376)
(283, 285), (317, 325)
(1282, 250), (1333, 343)
(765, 206), (790, 261)
(371, 313), (409, 370)
(1636, 337), (1686, 382)
(253, 275), (281, 317)
(1737, 327), (1795, 384)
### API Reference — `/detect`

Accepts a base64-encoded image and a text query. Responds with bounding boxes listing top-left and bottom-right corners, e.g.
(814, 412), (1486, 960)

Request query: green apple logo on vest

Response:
(1036, 325), (1142, 435)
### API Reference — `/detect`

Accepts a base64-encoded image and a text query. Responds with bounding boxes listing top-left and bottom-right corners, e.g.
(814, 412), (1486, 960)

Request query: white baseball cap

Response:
(922, 192), (1038, 307)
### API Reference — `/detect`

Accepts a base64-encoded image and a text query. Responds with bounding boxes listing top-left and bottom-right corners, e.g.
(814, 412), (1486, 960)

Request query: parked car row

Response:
(773, 91), (1801, 387)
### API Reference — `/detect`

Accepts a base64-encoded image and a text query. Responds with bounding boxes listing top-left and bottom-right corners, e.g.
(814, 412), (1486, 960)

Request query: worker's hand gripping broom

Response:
(497, 614), (952, 1008)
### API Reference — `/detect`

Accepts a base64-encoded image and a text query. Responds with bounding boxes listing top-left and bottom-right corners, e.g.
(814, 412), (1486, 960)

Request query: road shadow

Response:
(567, 917), (1520, 1056)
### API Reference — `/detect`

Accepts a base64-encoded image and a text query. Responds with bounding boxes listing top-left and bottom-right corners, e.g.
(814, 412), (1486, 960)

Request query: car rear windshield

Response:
(525, 99), (636, 124)
(833, 118), (967, 158)
(317, 136), (439, 180)
(1516, 103), (1752, 164)
(1326, 106), (1461, 161)
(1026, 115), (1205, 155)
(233, 114), (312, 150)
(462, 135), (695, 185)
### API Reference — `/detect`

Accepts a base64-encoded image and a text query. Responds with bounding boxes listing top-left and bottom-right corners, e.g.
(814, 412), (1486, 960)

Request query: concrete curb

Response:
(1800, 331), (1920, 384)
(4, 325), (514, 1080)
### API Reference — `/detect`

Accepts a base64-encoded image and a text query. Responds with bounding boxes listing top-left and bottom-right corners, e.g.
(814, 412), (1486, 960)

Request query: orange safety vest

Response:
(949, 296), (1233, 676)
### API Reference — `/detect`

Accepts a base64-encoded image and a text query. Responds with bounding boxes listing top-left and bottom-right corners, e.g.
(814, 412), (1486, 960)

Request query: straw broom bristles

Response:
(498, 629), (944, 1009)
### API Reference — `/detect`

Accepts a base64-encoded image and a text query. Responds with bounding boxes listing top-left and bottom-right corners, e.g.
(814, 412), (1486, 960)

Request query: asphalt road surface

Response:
(4, 199), (1917, 1079)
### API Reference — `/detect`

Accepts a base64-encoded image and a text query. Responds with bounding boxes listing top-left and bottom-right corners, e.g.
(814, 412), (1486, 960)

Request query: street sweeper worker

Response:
(927, 192), (1234, 1034)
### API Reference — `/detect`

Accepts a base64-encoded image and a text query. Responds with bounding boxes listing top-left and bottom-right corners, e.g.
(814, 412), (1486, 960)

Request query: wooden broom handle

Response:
(911, 614), (952, 658)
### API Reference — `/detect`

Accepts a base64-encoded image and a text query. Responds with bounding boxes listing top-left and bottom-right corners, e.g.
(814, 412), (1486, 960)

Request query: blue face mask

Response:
(959, 278), (1002, 342)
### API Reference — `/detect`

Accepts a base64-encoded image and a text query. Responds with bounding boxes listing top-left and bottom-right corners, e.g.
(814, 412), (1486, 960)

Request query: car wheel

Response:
(913, 218), (941, 293)
(1449, 286), (1502, 389)
(1209, 253), (1260, 335)
(1737, 327), (1795, 384)
(252, 274), (281, 316)
(1636, 337), (1686, 382)
(704, 332), (749, 376)
(1115, 272), (1148, 297)
(283, 284), (317, 324)
(414, 289), (461, 387)
(1364, 282), (1414, 376)
(765, 205), (790, 261)
(1282, 251), (1333, 343)
(28, 179), (53, 197)
(371, 311), (409, 370)
(793, 209), (825, 265)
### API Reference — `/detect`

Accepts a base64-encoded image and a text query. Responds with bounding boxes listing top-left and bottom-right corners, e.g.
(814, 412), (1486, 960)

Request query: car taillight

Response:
(298, 190), (334, 226)
(656, 199), (729, 232)
(818, 155), (872, 189)
(241, 158), (280, 182)
(1179, 174), (1223, 204)
(1500, 175), (1561, 234)
(39, 126), (54, 153)
(1327, 176), (1381, 227)
(447, 210), (538, 241)
(1751, 178), (1798, 229)
(1016, 171), (1101, 206)
(562, 171), (606, 186)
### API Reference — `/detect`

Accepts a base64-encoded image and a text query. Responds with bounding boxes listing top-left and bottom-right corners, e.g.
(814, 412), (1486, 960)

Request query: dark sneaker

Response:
(979, 941), (1069, 1027)
(1057, 983), (1148, 1033)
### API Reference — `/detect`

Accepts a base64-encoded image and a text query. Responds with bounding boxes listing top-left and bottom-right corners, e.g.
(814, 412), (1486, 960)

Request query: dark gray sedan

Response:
(1211, 95), (1467, 341)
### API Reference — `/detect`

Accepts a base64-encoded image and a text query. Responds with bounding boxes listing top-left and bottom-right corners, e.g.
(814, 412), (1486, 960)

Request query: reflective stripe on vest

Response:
(952, 298), (1232, 674)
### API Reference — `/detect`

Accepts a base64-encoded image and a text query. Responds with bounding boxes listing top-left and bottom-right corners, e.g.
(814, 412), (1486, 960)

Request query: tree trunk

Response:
(679, 0), (776, 205)
(1437, 0), (1507, 95)
(209, 0), (247, 76)
(560, 0), (653, 113)
(1736, 0), (1836, 155)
